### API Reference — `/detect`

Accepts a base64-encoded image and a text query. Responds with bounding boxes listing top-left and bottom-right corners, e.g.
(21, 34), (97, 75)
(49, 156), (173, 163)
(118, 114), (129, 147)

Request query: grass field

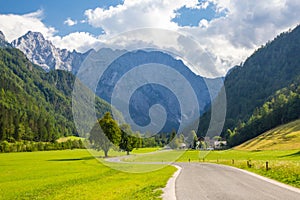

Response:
(1, 147), (299, 199)
(125, 149), (300, 188)
(236, 119), (300, 150)
(0, 149), (175, 200)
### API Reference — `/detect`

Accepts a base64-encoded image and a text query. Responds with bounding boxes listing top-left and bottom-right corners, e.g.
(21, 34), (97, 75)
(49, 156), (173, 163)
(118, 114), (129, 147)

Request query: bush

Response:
(0, 139), (86, 153)
(0, 141), (10, 152)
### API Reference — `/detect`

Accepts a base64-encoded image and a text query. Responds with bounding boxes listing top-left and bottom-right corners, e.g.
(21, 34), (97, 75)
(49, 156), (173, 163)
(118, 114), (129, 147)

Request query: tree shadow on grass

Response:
(278, 151), (300, 158)
(47, 156), (96, 162)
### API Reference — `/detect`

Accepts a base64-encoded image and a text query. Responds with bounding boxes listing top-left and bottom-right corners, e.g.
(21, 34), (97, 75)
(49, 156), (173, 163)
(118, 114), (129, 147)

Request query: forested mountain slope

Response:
(198, 25), (300, 146)
(228, 78), (300, 146)
(0, 47), (112, 142)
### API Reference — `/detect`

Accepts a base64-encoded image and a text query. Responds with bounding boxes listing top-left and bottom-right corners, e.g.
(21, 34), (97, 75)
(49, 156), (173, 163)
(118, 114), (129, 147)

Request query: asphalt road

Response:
(175, 163), (300, 200)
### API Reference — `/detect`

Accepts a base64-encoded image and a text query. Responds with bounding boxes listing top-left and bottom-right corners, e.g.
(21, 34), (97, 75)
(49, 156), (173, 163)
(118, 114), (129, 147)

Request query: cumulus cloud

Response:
(0, 10), (56, 42)
(82, 0), (300, 77)
(84, 0), (204, 35)
(2, 1), (300, 77)
(51, 32), (102, 52)
(64, 18), (77, 26)
(179, 0), (300, 75)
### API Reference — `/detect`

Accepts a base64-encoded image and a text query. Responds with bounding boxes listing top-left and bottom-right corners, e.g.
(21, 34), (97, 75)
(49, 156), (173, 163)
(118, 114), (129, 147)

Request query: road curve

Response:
(104, 155), (300, 200)
(175, 162), (300, 200)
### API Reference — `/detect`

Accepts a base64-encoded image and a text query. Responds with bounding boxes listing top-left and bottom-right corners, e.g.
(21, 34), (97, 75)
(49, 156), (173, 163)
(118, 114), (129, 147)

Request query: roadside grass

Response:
(204, 151), (300, 189)
(0, 149), (176, 200)
(181, 150), (300, 188)
(125, 149), (300, 188)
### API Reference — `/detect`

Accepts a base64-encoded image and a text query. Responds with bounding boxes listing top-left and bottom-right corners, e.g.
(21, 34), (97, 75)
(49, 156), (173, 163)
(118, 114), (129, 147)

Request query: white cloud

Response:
(1, 1), (300, 77)
(81, 0), (300, 77)
(51, 32), (102, 52)
(198, 1), (210, 9)
(199, 19), (209, 28)
(64, 18), (77, 26)
(0, 10), (56, 42)
(179, 0), (300, 75)
(84, 0), (204, 35)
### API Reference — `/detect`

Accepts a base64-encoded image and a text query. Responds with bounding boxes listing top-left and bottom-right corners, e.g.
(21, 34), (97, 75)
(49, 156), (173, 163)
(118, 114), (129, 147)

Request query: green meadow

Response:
(1, 148), (299, 200)
(0, 149), (175, 200)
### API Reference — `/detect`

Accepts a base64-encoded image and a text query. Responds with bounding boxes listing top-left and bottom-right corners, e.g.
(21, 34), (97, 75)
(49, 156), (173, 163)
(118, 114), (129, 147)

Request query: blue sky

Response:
(0, 0), (123, 36)
(0, 0), (300, 77)
(0, 0), (220, 37)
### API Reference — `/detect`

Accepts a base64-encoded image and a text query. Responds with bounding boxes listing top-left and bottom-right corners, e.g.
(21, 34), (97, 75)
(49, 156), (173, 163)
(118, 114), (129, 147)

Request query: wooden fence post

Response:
(247, 160), (252, 168)
(266, 161), (269, 171)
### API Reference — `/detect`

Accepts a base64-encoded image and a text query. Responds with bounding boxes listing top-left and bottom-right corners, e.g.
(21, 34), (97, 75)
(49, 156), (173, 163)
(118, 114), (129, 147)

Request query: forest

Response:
(228, 78), (300, 146)
(0, 47), (112, 145)
(198, 25), (300, 147)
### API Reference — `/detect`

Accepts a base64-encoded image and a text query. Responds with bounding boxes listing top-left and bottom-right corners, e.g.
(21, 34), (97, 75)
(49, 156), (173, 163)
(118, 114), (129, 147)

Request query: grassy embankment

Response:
(235, 118), (300, 150)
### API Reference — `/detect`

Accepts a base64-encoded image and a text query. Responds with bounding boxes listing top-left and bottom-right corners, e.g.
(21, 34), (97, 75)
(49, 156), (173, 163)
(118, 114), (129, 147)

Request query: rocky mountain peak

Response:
(0, 31), (6, 41)
(11, 31), (89, 72)
(25, 31), (45, 40)
(0, 31), (11, 47)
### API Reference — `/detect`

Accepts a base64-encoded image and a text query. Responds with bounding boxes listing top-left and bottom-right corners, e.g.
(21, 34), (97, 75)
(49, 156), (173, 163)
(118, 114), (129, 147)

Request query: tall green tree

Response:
(188, 130), (198, 149)
(99, 112), (121, 145)
(119, 124), (138, 155)
(89, 112), (121, 157)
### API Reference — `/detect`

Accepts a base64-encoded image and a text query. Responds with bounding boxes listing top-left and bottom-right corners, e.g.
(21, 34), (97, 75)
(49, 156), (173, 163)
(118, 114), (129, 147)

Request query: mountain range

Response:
(6, 31), (222, 134)
(95, 49), (222, 133)
(2, 24), (300, 146)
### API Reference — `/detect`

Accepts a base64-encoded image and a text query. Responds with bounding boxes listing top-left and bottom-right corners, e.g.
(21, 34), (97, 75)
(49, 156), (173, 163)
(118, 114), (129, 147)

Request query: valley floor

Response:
(0, 149), (175, 200)
(1, 148), (299, 200)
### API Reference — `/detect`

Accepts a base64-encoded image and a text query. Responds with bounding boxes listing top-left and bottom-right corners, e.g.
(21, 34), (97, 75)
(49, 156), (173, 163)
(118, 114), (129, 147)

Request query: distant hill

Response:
(198, 24), (300, 146)
(235, 119), (300, 151)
